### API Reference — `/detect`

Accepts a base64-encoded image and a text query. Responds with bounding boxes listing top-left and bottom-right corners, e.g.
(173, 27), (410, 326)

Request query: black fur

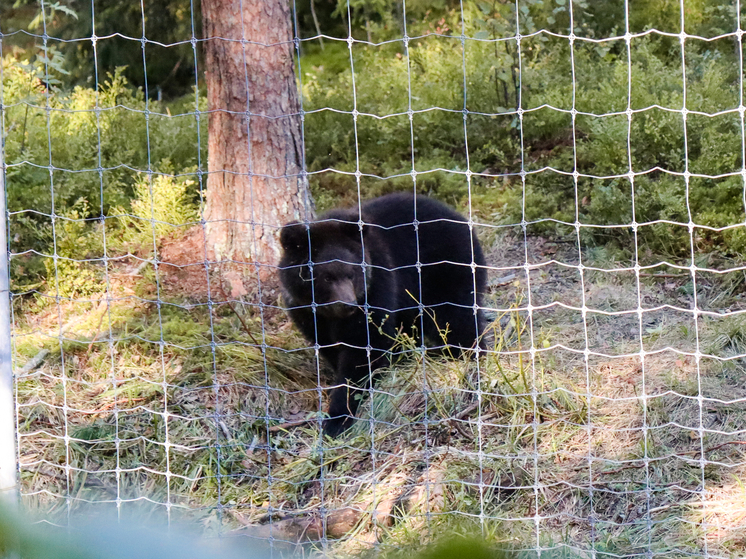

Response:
(279, 192), (487, 436)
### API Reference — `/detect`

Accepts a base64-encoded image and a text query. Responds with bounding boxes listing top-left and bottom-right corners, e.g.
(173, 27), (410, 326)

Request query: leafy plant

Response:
(109, 167), (200, 255)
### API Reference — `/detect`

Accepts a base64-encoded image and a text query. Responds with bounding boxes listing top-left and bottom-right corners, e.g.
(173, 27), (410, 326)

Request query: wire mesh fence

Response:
(2, 0), (746, 557)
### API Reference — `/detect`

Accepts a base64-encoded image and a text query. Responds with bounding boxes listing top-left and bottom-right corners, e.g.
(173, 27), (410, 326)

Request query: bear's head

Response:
(279, 218), (371, 318)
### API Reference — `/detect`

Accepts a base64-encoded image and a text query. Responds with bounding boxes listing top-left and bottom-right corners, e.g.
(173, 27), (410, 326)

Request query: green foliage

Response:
(35, 170), (200, 300)
(302, 6), (746, 256)
(1, 0), (200, 98)
(2, 59), (205, 217)
(44, 199), (105, 300)
(5, 0), (746, 285)
(110, 168), (200, 255)
(3, 55), (205, 287)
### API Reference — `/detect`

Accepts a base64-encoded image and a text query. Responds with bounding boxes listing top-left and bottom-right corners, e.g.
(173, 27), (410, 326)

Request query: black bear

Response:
(279, 192), (487, 436)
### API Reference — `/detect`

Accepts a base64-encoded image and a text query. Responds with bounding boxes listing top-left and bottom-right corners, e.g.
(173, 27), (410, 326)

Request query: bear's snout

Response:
(319, 278), (359, 318)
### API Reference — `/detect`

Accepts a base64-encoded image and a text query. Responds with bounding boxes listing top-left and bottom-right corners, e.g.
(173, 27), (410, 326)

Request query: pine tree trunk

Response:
(202, 0), (307, 287)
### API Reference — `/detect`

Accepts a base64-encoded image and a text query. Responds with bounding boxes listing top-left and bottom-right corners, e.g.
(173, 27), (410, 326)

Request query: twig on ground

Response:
(217, 280), (262, 347)
(684, 440), (746, 457)
(639, 273), (687, 278)
(449, 418), (473, 439)
(18, 349), (50, 375)
(268, 418), (315, 432)
(455, 401), (479, 420)
(572, 462), (645, 474)
(488, 274), (517, 288)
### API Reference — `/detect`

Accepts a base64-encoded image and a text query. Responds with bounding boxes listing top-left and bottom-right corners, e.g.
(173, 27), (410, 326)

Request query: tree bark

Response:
(202, 0), (307, 286)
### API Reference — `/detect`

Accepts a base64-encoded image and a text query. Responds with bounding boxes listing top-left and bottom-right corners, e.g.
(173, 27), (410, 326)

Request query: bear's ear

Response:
(280, 221), (308, 250)
(337, 213), (370, 243)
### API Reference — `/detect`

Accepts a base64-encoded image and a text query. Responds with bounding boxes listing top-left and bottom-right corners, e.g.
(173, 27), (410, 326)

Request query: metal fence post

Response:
(0, 141), (18, 504)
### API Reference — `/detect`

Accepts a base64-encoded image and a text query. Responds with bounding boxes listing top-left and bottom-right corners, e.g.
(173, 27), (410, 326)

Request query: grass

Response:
(9, 228), (746, 559)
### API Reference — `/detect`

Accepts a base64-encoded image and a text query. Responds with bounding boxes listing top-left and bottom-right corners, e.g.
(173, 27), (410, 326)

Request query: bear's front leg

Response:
(323, 345), (388, 437)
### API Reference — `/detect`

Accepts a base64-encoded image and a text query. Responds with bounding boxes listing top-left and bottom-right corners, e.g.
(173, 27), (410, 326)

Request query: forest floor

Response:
(11, 226), (746, 558)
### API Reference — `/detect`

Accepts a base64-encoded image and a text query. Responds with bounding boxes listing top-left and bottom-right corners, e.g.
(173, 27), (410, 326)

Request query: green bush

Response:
(109, 168), (201, 256)
(302, 10), (746, 256)
(2, 56), (205, 217)
(3, 55), (206, 287)
(44, 199), (105, 300)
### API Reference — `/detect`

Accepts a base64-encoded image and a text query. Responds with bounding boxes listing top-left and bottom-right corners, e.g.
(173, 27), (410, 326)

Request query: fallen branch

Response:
(18, 349), (50, 375)
(639, 273), (687, 278)
(268, 417), (315, 433)
(232, 507), (364, 542)
(687, 440), (746, 457)
(449, 418), (473, 439)
(572, 462), (645, 475)
(454, 401), (479, 420)
(488, 274), (517, 288)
